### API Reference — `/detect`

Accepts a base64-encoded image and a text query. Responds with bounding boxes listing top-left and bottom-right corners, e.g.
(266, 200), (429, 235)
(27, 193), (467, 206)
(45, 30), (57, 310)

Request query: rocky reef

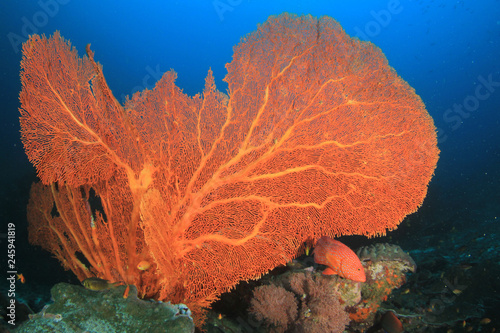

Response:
(204, 242), (418, 333)
(249, 271), (350, 333)
(14, 283), (194, 333)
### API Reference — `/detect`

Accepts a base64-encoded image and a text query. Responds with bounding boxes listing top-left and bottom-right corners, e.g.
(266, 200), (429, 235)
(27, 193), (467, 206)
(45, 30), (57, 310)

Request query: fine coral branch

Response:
(179, 210), (270, 256)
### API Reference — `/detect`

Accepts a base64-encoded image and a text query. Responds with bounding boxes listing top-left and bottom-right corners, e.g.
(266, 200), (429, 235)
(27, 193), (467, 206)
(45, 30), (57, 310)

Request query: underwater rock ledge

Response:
(15, 283), (194, 333)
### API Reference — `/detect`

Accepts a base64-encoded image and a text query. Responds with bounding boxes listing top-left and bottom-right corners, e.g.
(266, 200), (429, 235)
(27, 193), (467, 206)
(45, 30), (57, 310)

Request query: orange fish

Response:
(313, 236), (366, 282)
(137, 260), (151, 271)
(17, 273), (26, 284)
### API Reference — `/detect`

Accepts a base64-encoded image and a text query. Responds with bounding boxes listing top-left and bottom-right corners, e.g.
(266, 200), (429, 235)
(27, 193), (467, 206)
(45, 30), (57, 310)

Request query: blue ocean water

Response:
(0, 0), (499, 331)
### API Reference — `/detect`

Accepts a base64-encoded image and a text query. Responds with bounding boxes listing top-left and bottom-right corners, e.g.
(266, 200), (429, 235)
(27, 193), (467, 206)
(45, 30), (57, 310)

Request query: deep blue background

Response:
(0, 0), (499, 300)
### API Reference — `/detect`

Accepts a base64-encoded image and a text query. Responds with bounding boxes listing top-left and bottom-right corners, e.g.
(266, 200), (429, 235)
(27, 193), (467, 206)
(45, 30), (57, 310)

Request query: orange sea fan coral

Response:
(20, 13), (439, 318)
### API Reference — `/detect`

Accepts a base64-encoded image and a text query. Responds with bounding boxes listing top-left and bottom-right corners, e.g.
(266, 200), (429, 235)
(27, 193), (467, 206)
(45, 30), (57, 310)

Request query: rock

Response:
(15, 283), (194, 333)
(357, 243), (417, 273)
